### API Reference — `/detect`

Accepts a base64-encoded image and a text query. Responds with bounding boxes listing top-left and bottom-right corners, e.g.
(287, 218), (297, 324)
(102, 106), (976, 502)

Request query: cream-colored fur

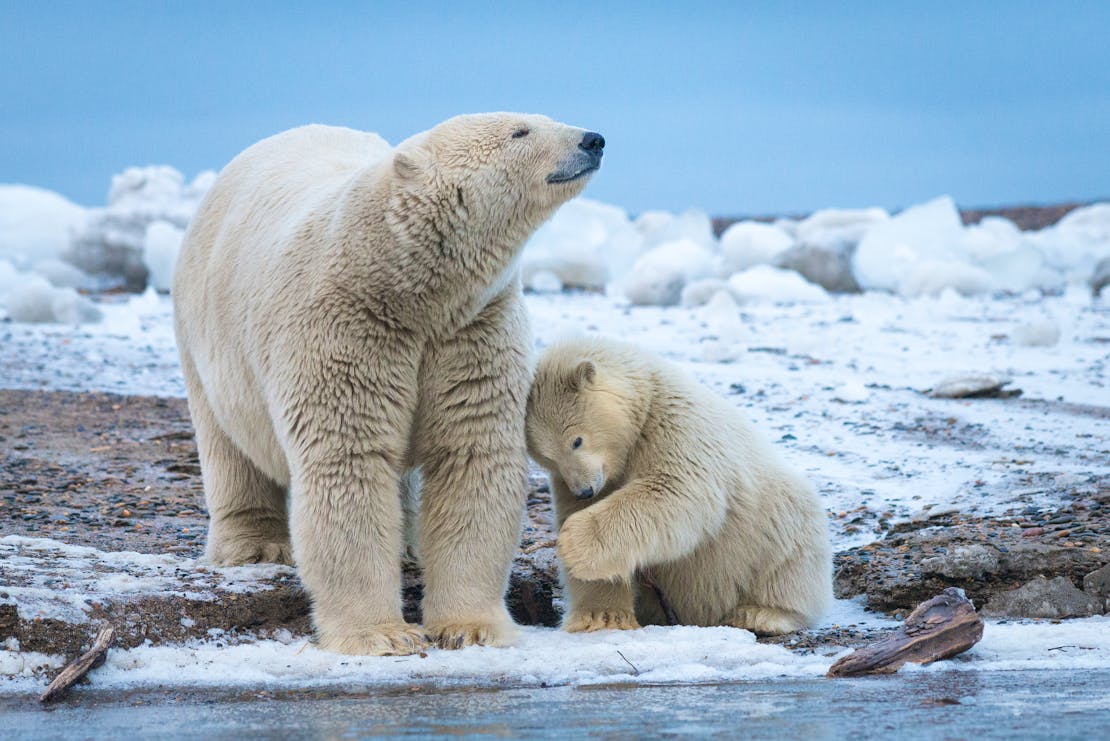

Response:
(526, 339), (832, 636)
(173, 114), (602, 655)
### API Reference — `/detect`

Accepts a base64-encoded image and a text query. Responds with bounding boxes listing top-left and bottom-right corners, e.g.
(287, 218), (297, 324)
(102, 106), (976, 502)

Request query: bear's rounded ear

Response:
(393, 148), (432, 181)
(571, 360), (596, 390)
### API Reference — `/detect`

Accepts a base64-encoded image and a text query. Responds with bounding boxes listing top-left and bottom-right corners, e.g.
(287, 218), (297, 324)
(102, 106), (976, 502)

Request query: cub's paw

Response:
(206, 538), (294, 567)
(425, 618), (518, 650)
(563, 609), (641, 633)
(728, 606), (807, 637)
(557, 512), (628, 581)
(317, 622), (429, 656)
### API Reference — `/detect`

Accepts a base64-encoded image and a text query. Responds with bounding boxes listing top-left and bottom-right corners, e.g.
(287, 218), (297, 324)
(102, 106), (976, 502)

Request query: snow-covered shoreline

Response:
(2, 287), (1107, 694)
(2, 166), (1108, 696)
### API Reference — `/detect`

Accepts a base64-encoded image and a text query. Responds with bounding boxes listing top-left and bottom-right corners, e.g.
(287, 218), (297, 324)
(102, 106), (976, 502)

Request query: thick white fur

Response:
(173, 114), (597, 655)
(526, 339), (832, 636)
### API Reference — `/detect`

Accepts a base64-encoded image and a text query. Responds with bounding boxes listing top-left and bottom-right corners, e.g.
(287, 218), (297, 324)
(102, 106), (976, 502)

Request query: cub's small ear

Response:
(393, 148), (431, 180)
(570, 360), (596, 390)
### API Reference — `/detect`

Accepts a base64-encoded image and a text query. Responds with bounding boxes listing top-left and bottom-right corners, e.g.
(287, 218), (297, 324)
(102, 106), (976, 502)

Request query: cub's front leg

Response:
(557, 472), (727, 583)
(552, 480), (639, 631)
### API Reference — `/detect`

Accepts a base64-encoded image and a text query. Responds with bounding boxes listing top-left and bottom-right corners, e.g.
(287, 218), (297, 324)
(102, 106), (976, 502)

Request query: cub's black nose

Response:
(579, 132), (605, 153)
(577, 485), (595, 500)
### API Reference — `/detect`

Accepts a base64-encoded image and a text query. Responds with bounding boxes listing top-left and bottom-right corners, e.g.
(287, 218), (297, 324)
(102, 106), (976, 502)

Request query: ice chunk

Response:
(717, 221), (794, 275)
(143, 220), (185, 293)
(3, 275), (102, 324)
(853, 196), (966, 293)
(1092, 256), (1110, 297)
(775, 245), (860, 293)
(66, 165), (212, 291)
(1024, 203), (1110, 282)
(634, 208), (716, 252)
(1013, 320), (1061, 347)
(32, 258), (93, 290)
(727, 265), (829, 304)
(681, 277), (731, 307)
(0, 259), (22, 297)
(699, 290), (747, 362)
(794, 207), (889, 252)
(0, 185), (87, 269)
(521, 198), (644, 291)
(832, 382), (870, 403)
(623, 238), (715, 306)
(900, 260), (993, 298)
(527, 270), (564, 294)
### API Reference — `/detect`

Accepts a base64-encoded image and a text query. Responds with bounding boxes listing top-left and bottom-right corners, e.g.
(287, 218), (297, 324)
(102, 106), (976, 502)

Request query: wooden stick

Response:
(39, 624), (115, 703)
(827, 588), (984, 678)
(638, 568), (680, 626)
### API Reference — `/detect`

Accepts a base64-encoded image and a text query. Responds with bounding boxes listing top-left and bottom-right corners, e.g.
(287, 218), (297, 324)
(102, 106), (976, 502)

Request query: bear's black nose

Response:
(577, 485), (595, 500)
(579, 132), (605, 153)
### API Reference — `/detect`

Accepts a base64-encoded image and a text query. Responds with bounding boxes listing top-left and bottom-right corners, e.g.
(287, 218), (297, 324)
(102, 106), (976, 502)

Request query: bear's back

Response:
(196, 125), (393, 252)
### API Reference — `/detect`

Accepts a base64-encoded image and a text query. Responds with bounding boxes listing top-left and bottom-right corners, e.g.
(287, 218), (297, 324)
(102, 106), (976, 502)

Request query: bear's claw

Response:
(425, 620), (518, 650)
(317, 622), (429, 656)
(206, 539), (294, 566)
(563, 609), (641, 633)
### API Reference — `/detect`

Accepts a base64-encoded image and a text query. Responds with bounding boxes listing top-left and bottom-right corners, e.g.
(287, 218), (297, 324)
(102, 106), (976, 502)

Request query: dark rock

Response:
(835, 513), (1110, 614)
(1083, 564), (1110, 612)
(919, 544), (1000, 580)
(982, 576), (1101, 619)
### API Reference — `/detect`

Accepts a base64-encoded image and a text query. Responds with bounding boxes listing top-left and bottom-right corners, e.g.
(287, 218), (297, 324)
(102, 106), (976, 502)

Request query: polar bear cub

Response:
(526, 338), (832, 635)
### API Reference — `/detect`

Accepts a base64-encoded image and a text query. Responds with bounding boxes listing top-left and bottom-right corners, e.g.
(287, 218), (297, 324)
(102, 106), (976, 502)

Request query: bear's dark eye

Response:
(572, 436), (583, 450)
(511, 128), (530, 139)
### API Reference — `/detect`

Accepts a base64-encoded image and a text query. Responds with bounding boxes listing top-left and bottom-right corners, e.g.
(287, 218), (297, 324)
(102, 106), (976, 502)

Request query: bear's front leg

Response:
(413, 290), (530, 649)
(552, 480), (640, 631)
(558, 473), (728, 582)
(283, 330), (428, 656)
(557, 507), (637, 582)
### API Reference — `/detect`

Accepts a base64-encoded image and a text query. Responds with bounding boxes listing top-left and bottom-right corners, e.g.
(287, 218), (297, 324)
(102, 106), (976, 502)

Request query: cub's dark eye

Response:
(572, 436), (583, 450)
(511, 128), (530, 139)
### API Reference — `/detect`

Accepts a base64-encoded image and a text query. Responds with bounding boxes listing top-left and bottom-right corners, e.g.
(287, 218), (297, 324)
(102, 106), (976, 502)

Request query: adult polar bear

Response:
(173, 114), (604, 655)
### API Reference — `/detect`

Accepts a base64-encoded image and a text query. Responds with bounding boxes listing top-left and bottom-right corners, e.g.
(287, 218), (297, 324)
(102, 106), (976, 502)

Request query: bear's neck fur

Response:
(328, 161), (558, 334)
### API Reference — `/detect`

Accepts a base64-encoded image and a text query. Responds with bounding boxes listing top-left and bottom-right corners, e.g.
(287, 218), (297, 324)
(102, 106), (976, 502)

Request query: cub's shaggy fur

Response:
(173, 114), (602, 655)
(526, 339), (832, 635)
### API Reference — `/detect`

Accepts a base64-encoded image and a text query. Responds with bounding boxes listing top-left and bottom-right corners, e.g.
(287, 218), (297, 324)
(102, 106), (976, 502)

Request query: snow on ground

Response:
(0, 289), (1107, 692)
(1, 542), (1106, 696)
(2, 534), (1109, 694)
(0, 535), (295, 625)
(4, 287), (1104, 547)
(1, 171), (1108, 692)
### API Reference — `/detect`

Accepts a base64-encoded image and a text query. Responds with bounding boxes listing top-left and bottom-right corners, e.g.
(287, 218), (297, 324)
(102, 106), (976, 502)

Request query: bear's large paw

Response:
(425, 619), (518, 650)
(557, 511), (631, 581)
(206, 538), (294, 566)
(563, 609), (641, 633)
(728, 606), (807, 636)
(317, 622), (429, 656)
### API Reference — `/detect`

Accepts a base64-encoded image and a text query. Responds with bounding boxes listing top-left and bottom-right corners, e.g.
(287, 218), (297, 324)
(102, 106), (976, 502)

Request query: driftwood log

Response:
(827, 588), (984, 677)
(39, 624), (115, 703)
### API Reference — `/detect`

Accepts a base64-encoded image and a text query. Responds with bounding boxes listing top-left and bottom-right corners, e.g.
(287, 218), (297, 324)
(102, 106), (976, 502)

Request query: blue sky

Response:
(2, 1), (1108, 215)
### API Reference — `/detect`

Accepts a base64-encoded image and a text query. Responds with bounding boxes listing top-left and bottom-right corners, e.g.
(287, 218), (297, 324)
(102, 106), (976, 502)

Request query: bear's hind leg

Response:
(183, 355), (291, 566)
(728, 543), (832, 636)
(727, 606), (808, 636)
